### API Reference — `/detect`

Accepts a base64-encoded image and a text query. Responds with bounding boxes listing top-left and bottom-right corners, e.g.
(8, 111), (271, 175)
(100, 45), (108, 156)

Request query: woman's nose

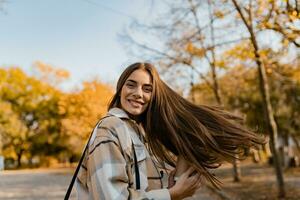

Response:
(132, 86), (143, 98)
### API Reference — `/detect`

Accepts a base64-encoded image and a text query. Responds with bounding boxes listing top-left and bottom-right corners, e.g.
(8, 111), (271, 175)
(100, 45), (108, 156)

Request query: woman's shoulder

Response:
(96, 114), (133, 139)
(89, 116), (125, 147)
(95, 115), (133, 155)
(98, 115), (127, 131)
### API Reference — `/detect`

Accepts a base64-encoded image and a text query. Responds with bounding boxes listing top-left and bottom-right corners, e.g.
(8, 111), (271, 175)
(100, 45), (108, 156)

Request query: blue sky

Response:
(0, 0), (160, 90)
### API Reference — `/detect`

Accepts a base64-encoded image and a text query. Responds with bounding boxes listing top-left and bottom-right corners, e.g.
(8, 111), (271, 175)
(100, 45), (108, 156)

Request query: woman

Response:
(76, 62), (201, 200)
(75, 62), (265, 199)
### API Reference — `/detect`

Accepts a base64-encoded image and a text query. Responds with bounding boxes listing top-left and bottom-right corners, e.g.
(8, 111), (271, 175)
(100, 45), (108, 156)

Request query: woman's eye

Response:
(126, 83), (135, 88)
(143, 87), (152, 93)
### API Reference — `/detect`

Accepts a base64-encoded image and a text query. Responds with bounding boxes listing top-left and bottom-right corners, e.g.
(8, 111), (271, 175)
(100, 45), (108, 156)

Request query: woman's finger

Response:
(189, 173), (201, 185)
(195, 175), (203, 189)
(168, 170), (175, 179)
(170, 169), (176, 175)
(182, 167), (196, 178)
(197, 180), (202, 188)
(168, 170), (176, 188)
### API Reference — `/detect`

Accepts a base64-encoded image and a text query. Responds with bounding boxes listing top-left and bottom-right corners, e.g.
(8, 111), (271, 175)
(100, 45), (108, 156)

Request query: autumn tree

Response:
(0, 100), (27, 166)
(0, 63), (113, 167)
(193, 56), (300, 161)
(258, 0), (300, 47)
(33, 61), (70, 87)
(59, 79), (113, 160)
(229, 0), (289, 196)
(0, 67), (64, 167)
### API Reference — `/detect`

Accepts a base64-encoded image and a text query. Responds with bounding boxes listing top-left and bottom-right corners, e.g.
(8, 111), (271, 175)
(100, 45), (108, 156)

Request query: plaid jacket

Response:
(75, 108), (171, 200)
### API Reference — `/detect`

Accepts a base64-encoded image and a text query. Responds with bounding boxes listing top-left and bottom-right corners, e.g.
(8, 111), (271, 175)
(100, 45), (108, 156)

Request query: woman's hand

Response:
(167, 170), (176, 189)
(175, 156), (189, 178)
(168, 167), (202, 200)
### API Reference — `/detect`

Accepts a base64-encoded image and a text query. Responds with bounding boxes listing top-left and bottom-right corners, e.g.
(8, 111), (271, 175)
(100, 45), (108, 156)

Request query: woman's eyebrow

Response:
(126, 79), (152, 86)
(126, 79), (137, 83)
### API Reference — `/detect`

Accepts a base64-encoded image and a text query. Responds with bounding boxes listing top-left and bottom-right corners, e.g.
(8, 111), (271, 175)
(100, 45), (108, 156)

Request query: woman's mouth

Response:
(128, 99), (144, 107)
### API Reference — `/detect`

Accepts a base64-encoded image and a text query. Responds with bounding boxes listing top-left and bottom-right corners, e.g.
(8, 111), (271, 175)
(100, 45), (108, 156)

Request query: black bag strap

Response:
(132, 142), (140, 190)
(64, 116), (109, 200)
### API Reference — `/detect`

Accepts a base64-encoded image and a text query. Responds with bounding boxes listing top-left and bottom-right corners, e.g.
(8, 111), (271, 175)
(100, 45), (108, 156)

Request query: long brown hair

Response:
(109, 62), (266, 187)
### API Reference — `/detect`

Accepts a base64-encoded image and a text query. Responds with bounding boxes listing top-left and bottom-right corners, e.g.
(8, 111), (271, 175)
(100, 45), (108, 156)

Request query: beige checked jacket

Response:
(75, 108), (171, 200)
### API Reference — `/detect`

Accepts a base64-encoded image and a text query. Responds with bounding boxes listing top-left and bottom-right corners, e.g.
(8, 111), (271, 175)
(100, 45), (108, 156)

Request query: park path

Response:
(193, 186), (225, 200)
(0, 168), (225, 200)
(0, 168), (76, 200)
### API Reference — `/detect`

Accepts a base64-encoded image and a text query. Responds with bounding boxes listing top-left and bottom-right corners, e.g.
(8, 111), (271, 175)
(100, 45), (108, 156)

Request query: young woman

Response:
(75, 62), (265, 200)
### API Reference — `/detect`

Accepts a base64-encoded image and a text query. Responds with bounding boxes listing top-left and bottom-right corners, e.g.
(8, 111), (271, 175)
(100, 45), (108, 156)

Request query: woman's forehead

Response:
(126, 69), (152, 84)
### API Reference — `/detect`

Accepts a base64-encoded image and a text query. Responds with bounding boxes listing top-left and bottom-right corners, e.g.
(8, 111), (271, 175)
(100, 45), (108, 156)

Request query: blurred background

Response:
(0, 0), (299, 199)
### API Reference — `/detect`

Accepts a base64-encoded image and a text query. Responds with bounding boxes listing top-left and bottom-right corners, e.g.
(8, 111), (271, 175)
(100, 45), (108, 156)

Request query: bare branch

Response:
(188, 0), (213, 65)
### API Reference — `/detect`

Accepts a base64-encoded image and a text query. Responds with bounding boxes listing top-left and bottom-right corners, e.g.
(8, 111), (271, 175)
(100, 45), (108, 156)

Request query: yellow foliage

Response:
(282, 39), (290, 47)
(215, 60), (228, 69)
(258, 49), (270, 59)
(34, 61), (53, 73)
(214, 10), (225, 18)
(291, 11), (298, 17)
(33, 61), (70, 85)
(186, 42), (194, 53)
(256, 0), (269, 16)
(223, 41), (255, 61)
(292, 70), (300, 82)
(289, 11), (300, 20)
(266, 67), (273, 74)
(185, 42), (205, 58)
(55, 69), (70, 79)
(59, 79), (113, 153)
(0, 65), (114, 164)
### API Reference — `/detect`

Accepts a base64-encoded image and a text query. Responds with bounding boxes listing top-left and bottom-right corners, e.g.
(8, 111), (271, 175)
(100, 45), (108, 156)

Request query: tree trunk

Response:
(281, 133), (290, 168)
(16, 150), (23, 168)
(233, 156), (241, 182)
(0, 139), (2, 155)
(292, 135), (300, 154)
(231, 0), (285, 197)
(255, 29), (285, 199)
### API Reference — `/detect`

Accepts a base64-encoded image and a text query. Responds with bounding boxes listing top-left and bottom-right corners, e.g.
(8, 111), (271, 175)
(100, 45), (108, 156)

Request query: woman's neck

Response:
(127, 113), (141, 123)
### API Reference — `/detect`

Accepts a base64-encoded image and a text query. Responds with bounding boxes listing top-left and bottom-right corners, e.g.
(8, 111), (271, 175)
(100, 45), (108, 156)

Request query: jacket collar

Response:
(108, 107), (146, 144)
(108, 107), (130, 119)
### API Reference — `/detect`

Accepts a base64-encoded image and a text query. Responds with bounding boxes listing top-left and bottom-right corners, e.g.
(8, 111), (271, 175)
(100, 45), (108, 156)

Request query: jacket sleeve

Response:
(86, 128), (171, 200)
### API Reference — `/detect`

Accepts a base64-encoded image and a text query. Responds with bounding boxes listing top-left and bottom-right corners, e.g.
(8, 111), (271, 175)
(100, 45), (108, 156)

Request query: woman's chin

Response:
(128, 109), (143, 116)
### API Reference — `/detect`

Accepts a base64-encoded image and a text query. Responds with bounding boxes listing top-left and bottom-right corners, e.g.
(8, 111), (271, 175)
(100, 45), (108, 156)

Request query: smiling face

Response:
(120, 69), (153, 117)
